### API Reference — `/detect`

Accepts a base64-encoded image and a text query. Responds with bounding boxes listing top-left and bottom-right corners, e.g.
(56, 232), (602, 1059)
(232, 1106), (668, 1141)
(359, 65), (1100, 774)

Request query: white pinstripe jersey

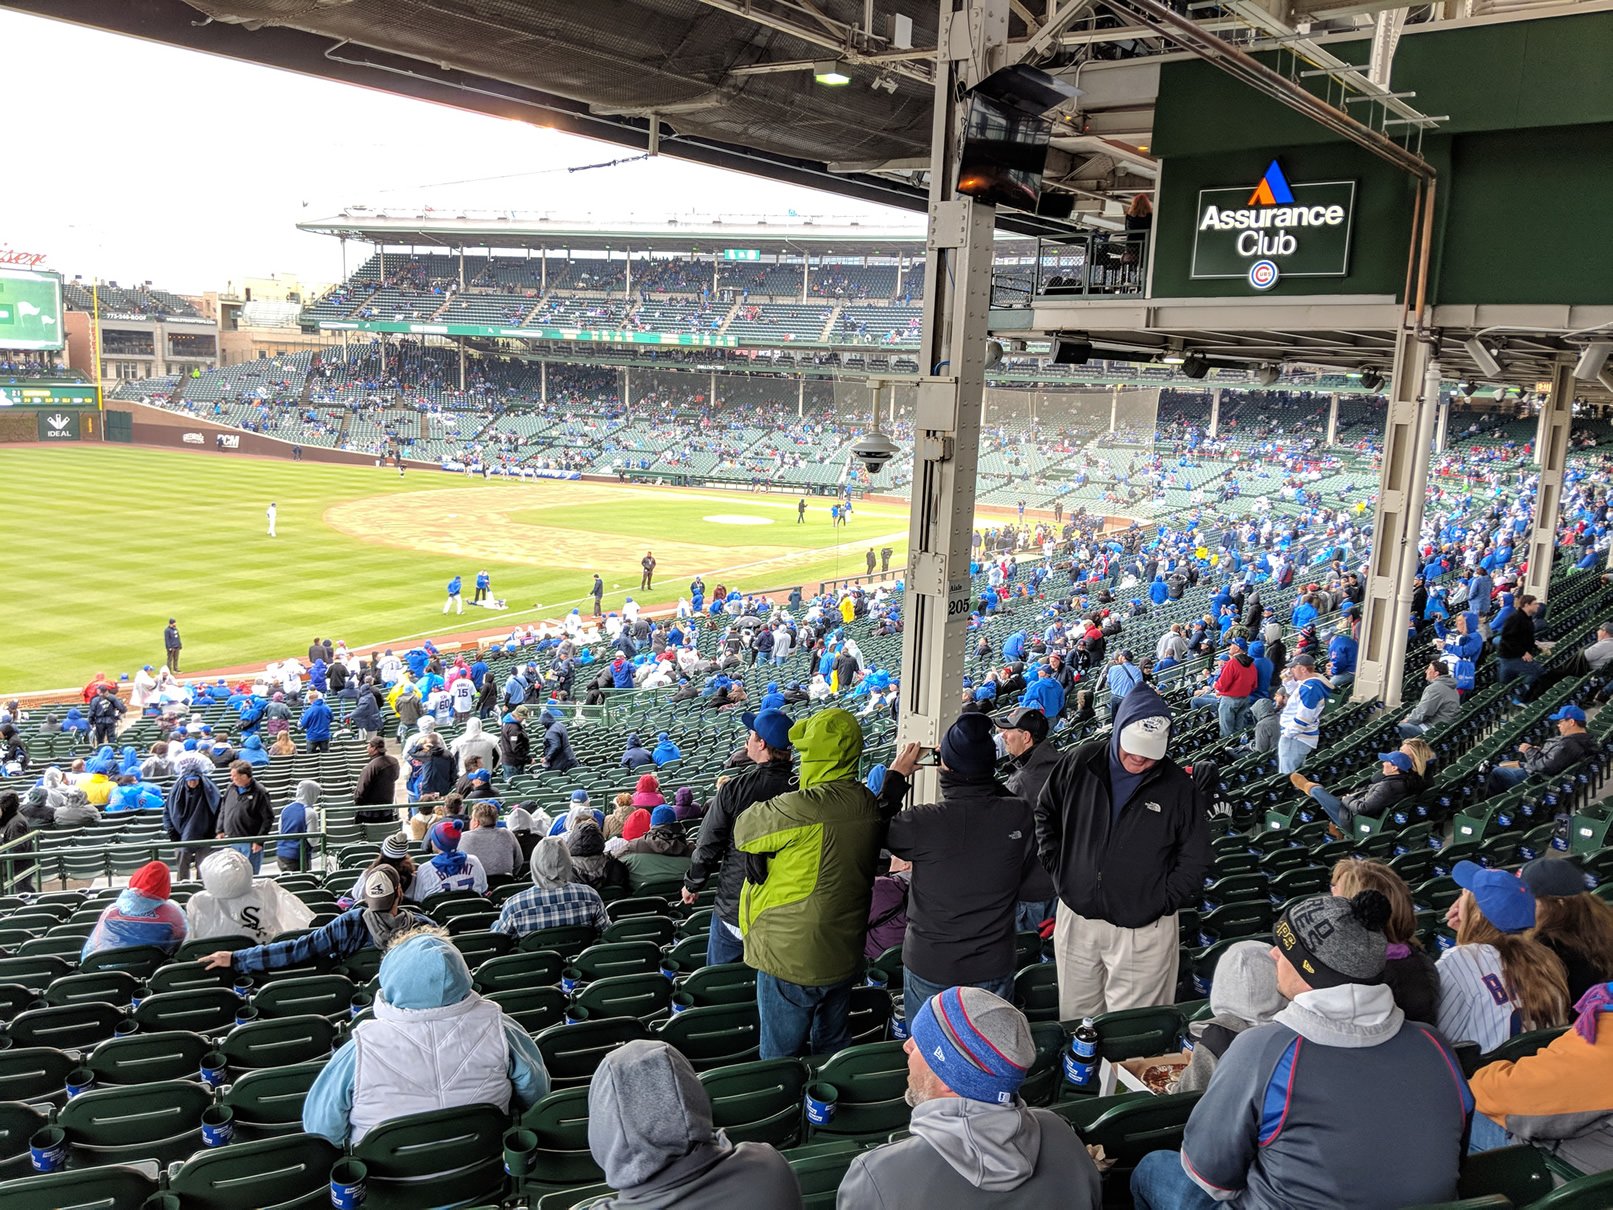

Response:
(1435, 943), (1520, 1052)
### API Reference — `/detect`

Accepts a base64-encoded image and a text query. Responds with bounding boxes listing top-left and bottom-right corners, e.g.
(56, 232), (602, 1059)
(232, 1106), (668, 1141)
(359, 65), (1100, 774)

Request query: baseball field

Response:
(3, 444), (917, 691)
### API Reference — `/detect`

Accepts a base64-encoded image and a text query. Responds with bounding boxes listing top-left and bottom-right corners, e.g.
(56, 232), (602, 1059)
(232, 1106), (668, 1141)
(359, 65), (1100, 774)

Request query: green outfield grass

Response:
(2, 444), (914, 690)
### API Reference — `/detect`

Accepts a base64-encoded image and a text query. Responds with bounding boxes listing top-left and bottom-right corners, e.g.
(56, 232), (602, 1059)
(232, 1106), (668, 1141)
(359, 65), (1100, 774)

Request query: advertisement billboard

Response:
(0, 267), (65, 351)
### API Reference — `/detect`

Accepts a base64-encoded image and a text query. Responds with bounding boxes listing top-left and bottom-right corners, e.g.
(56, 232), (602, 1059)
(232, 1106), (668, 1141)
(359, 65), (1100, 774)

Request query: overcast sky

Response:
(3, 10), (915, 295)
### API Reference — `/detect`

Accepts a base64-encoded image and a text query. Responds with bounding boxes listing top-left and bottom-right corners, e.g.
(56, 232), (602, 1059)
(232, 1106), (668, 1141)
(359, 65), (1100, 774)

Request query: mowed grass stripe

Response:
(2, 444), (912, 688)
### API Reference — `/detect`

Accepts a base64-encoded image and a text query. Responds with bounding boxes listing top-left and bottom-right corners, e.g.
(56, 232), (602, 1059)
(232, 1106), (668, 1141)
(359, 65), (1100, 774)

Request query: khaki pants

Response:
(1053, 903), (1179, 1020)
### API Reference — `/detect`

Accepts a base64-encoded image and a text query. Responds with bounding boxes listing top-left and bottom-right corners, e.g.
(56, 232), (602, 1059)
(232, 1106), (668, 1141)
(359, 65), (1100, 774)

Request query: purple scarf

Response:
(1572, 982), (1613, 1045)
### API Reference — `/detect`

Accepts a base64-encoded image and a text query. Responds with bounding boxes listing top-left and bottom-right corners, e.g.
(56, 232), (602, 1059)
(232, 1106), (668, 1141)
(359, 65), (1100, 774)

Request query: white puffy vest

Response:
(348, 992), (511, 1144)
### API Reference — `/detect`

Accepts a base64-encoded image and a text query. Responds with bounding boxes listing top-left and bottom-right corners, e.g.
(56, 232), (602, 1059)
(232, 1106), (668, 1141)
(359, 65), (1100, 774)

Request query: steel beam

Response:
(1522, 360), (1576, 603)
(896, 0), (1007, 782)
(1353, 334), (1436, 707)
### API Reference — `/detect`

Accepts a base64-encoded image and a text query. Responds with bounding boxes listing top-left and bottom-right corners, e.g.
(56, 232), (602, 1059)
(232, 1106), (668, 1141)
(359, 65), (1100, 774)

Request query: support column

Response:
(798, 378), (805, 419)
(458, 248), (465, 291)
(710, 370), (718, 408)
(623, 367), (632, 413)
(712, 255), (719, 298)
(1208, 388), (1221, 438)
(1326, 392), (1339, 446)
(1109, 388), (1119, 433)
(1352, 335), (1437, 707)
(1434, 391), (1451, 453)
(625, 248), (632, 297)
(458, 339), (466, 391)
(896, 254), (905, 297)
(540, 252), (547, 294)
(1522, 360), (1575, 603)
(540, 361), (547, 405)
(801, 255), (809, 303)
(896, 0), (1008, 774)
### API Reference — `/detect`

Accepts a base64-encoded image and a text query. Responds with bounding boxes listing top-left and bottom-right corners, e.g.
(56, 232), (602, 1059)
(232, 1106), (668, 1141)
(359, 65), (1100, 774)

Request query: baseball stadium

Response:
(1, 0), (1613, 1207)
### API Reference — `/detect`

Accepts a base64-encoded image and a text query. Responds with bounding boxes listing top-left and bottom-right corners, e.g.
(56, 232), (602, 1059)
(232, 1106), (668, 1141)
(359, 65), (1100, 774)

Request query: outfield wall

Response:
(103, 400), (435, 469)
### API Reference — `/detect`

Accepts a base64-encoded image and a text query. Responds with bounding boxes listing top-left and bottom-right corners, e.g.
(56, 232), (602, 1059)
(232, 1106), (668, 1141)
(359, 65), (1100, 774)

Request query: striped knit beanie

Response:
(909, 986), (1032, 1105)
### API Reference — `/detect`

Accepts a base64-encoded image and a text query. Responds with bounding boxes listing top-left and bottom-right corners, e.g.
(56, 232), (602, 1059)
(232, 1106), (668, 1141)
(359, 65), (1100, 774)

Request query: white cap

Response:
(1118, 715), (1170, 760)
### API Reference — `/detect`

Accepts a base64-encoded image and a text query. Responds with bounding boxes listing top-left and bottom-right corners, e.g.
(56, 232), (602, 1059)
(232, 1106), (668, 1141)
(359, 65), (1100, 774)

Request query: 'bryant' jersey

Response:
(1435, 943), (1519, 1052)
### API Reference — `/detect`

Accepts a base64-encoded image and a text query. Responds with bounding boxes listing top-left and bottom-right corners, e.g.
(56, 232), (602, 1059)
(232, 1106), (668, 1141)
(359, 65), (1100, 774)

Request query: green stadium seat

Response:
(1457, 1144), (1554, 1205)
(168, 1131), (342, 1210)
(474, 949), (564, 994)
(806, 1040), (910, 1143)
(1526, 1168), (1613, 1208)
(133, 987), (241, 1033)
(572, 941), (662, 982)
(221, 1060), (328, 1142)
(78, 944), (170, 981)
(41, 970), (139, 1009)
(1014, 962), (1061, 1022)
(351, 1103), (508, 1210)
(487, 985), (568, 1033)
(219, 1013), (336, 1073)
(534, 1018), (650, 1089)
(654, 1002), (761, 1071)
(520, 1086), (605, 1193)
(678, 961), (756, 1007)
(57, 1077), (212, 1167)
(699, 1057), (809, 1149)
(5, 1001), (124, 1050)
(0, 1163), (157, 1210)
(251, 973), (356, 1021)
(0, 1100), (48, 1180)
(571, 971), (672, 1023)
(86, 1029), (211, 1086)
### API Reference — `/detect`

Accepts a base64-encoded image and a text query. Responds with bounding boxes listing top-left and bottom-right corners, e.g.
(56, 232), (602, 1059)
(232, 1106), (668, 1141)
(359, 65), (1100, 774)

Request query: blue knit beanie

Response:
(650, 805), (677, 828)
(909, 986), (1032, 1105)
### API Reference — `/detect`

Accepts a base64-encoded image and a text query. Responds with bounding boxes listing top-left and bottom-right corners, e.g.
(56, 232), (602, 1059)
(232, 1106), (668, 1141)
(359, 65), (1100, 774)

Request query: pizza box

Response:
(1098, 1051), (1192, 1096)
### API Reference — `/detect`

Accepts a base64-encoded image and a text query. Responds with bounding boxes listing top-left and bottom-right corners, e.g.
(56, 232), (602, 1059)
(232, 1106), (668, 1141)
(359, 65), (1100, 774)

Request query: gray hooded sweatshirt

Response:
(1250, 698), (1280, 754)
(1178, 940), (1283, 1093)
(582, 1039), (802, 1209)
(837, 1096), (1101, 1209)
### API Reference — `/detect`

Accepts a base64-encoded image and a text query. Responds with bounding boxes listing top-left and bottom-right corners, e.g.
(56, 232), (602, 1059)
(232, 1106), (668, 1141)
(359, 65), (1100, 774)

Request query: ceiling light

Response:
(1573, 342), (1613, 382)
(1180, 352), (1211, 380)
(1456, 378), (1478, 397)
(871, 74), (898, 95)
(1255, 363), (1281, 387)
(1463, 337), (1503, 378)
(814, 60), (852, 86)
(1359, 368), (1385, 392)
(1160, 348), (1186, 365)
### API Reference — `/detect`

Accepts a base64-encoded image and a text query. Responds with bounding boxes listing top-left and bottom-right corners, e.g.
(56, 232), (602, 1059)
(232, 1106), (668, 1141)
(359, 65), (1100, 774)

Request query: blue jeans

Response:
(1307, 786), (1349, 829)
(1497, 657), (1541, 698)
(231, 843), (263, 874)
(902, 968), (1014, 1033)
(1278, 735), (1315, 775)
(1469, 1114), (1512, 1153)
(1189, 694), (1218, 712)
(1397, 722), (1427, 739)
(1132, 1150), (1218, 1210)
(1487, 764), (1530, 794)
(1218, 696), (1250, 738)
(756, 971), (853, 1059)
(1016, 898), (1057, 934)
(707, 916), (745, 968)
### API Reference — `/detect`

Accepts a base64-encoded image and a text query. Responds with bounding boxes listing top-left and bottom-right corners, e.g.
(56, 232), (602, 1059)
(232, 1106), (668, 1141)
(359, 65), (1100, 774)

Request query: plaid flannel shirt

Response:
(228, 906), (433, 975)
(491, 884), (609, 937)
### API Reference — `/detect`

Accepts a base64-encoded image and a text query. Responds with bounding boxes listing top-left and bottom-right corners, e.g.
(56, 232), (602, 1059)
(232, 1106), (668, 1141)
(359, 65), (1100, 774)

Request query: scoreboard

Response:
(0, 267), (65, 351)
(0, 382), (97, 407)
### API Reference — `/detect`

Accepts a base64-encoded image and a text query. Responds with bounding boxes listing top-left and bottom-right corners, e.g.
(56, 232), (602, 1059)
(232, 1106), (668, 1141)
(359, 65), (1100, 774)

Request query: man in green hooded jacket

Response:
(735, 707), (883, 1058)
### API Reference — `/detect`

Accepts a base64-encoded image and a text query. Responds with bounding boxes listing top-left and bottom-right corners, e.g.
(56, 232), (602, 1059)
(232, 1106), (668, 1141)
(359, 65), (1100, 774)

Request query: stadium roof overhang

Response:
(295, 214), (949, 257)
(5, 0), (1417, 239)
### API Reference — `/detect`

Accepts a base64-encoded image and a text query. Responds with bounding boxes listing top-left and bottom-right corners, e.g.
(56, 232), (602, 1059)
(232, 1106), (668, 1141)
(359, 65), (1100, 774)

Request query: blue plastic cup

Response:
(659, 960), (680, 982)
(65, 1066), (95, 1098)
(804, 1081), (838, 1127)
(349, 992), (373, 1019)
(114, 1019), (140, 1037)
(200, 1105), (235, 1148)
(889, 1010), (908, 1041)
(330, 1158), (367, 1209)
(200, 1051), (227, 1089)
(234, 1005), (259, 1026)
(863, 968), (889, 991)
(565, 1005), (590, 1026)
(560, 968), (582, 994)
(669, 991), (694, 1015)
(29, 1126), (66, 1173)
(233, 977), (255, 999)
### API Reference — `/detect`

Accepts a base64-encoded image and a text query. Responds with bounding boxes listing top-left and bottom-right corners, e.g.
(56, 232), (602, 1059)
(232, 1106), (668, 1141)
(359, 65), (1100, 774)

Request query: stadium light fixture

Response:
(1456, 378), (1478, 397)
(814, 60), (853, 86)
(1254, 363), (1282, 387)
(1160, 346), (1186, 365)
(1179, 352), (1211, 380)
(1463, 337), (1504, 379)
(1358, 368), (1385, 392)
(1573, 342), (1613, 382)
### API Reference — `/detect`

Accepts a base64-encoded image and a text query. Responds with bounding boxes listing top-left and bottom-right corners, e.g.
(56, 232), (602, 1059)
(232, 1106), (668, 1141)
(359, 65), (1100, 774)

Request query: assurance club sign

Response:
(1191, 160), (1355, 291)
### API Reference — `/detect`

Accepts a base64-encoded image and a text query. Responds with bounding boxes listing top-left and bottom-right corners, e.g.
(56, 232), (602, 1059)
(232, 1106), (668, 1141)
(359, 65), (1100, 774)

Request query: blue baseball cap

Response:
(1376, 751), (1413, 772)
(1452, 861), (1536, 933)
(741, 709), (793, 752)
(1549, 705), (1586, 724)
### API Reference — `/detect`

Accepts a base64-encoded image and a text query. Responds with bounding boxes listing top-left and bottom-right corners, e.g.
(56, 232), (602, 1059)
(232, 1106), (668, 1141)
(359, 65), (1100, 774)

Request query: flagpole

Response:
(91, 278), (104, 412)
